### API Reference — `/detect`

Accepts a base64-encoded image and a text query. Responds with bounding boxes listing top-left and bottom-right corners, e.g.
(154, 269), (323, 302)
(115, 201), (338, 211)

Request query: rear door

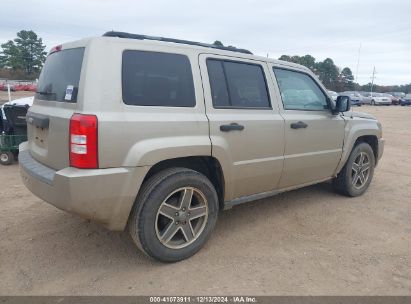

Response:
(199, 54), (285, 200)
(271, 66), (345, 188)
(27, 46), (85, 170)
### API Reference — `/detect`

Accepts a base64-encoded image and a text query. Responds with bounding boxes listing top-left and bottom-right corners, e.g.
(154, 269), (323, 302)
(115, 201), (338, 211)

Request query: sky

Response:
(0, 0), (410, 86)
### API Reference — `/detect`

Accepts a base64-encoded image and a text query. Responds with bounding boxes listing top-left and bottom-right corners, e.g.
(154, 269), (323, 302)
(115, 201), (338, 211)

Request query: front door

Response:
(271, 67), (345, 188)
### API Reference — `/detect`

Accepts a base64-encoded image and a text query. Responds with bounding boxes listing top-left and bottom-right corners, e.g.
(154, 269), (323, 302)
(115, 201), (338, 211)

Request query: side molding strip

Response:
(223, 177), (332, 210)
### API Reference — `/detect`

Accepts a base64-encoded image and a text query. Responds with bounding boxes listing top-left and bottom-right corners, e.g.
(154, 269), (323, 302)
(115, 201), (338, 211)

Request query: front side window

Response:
(273, 68), (328, 111)
(207, 59), (270, 108)
(122, 51), (195, 107)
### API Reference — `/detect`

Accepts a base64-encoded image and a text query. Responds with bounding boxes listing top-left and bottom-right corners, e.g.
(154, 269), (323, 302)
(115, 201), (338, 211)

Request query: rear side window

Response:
(36, 48), (84, 103)
(122, 51), (196, 107)
(207, 59), (270, 109)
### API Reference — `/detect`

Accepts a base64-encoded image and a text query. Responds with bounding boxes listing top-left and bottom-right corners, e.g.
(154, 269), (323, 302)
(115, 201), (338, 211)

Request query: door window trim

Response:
(206, 57), (273, 110)
(272, 66), (332, 112)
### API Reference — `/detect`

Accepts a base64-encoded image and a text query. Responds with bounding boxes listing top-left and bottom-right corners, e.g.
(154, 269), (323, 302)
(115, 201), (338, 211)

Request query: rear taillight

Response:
(69, 114), (98, 169)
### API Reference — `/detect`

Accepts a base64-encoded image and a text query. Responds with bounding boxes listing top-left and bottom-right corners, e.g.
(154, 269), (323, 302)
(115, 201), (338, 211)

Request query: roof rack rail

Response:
(102, 31), (253, 55)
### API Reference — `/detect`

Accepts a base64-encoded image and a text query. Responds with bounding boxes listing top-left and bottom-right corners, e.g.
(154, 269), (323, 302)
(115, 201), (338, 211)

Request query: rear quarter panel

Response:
(84, 38), (211, 168)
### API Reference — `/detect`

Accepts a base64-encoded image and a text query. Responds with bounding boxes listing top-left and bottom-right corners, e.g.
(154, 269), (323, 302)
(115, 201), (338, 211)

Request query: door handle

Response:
(290, 121), (308, 129)
(220, 123), (245, 132)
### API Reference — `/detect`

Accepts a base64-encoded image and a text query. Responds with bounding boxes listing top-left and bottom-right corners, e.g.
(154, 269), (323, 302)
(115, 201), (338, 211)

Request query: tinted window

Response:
(207, 59), (270, 108)
(36, 48), (84, 103)
(207, 60), (230, 107)
(274, 68), (328, 111)
(122, 51), (195, 107)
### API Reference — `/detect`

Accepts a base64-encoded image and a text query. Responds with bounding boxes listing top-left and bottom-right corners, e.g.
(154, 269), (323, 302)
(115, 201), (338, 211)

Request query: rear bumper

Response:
(19, 143), (150, 231)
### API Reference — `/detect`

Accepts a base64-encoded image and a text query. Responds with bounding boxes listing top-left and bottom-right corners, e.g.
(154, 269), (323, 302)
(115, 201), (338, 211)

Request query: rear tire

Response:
(0, 151), (13, 165)
(128, 168), (219, 262)
(333, 143), (375, 197)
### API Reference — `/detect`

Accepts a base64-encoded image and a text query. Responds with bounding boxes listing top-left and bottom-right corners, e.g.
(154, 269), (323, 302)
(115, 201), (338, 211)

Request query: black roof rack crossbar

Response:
(102, 31), (253, 55)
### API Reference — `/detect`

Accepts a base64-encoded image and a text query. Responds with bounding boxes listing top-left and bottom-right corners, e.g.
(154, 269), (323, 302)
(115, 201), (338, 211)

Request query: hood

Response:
(342, 111), (376, 120)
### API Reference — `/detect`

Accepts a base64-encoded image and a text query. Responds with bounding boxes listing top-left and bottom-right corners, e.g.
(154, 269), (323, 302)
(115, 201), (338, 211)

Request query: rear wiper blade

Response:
(36, 91), (55, 95)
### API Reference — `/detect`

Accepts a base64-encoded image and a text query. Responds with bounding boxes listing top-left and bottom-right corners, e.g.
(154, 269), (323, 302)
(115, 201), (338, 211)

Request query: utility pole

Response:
(7, 83), (11, 102)
(370, 66), (376, 94)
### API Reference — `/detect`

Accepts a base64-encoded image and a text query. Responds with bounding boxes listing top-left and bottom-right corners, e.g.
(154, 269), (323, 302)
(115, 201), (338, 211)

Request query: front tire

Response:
(128, 168), (219, 262)
(333, 142), (375, 197)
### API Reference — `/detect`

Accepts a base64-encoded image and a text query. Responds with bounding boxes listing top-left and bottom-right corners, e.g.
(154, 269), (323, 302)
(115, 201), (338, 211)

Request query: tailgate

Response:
(27, 105), (75, 170)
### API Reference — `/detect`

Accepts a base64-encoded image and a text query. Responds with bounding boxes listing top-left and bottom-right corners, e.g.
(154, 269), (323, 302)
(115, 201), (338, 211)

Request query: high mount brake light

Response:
(49, 45), (62, 55)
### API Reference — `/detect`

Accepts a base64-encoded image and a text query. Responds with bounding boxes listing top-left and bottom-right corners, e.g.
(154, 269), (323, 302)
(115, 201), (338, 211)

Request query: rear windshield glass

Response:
(36, 48), (85, 103)
(122, 50), (195, 107)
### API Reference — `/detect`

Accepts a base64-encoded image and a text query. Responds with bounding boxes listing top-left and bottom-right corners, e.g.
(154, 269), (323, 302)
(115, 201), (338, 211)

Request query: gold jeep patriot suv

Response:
(20, 32), (384, 262)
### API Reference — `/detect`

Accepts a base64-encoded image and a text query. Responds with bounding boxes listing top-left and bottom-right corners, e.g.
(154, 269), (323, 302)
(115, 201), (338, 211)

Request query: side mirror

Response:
(334, 95), (351, 113)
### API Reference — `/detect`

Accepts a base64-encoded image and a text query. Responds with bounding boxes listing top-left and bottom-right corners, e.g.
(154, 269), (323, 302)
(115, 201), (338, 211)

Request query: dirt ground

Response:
(0, 106), (410, 295)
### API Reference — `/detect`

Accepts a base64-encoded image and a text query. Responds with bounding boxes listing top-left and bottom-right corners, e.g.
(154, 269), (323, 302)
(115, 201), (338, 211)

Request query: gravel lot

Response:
(0, 106), (410, 295)
(0, 91), (34, 105)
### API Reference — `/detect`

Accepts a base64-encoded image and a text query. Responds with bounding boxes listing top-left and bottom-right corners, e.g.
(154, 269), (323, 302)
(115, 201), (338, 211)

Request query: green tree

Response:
(299, 55), (316, 71)
(279, 54), (316, 71)
(340, 67), (354, 90)
(279, 55), (292, 62)
(0, 30), (47, 76)
(340, 67), (354, 82)
(0, 40), (21, 69)
(315, 58), (339, 89)
(0, 51), (5, 68)
(213, 40), (224, 47)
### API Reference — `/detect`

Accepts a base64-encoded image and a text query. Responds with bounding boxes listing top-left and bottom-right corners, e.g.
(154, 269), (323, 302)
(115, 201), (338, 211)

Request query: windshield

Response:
(36, 48), (84, 102)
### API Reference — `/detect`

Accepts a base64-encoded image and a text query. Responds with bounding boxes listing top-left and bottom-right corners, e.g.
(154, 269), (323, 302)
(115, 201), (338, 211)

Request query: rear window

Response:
(122, 51), (195, 107)
(36, 48), (84, 103)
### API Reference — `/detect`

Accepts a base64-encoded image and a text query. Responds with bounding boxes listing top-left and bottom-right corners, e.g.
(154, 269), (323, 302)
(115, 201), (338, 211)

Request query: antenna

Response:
(351, 43), (361, 120)
(355, 43), (361, 85)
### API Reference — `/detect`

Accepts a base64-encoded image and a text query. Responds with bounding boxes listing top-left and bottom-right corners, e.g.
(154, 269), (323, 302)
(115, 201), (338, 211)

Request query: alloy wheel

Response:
(351, 152), (371, 190)
(155, 187), (208, 249)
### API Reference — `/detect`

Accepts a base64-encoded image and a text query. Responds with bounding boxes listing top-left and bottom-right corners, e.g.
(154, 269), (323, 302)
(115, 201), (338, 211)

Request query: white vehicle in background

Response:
(339, 91), (363, 106)
(370, 93), (391, 106)
(328, 90), (339, 101)
(358, 92), (373, 105)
